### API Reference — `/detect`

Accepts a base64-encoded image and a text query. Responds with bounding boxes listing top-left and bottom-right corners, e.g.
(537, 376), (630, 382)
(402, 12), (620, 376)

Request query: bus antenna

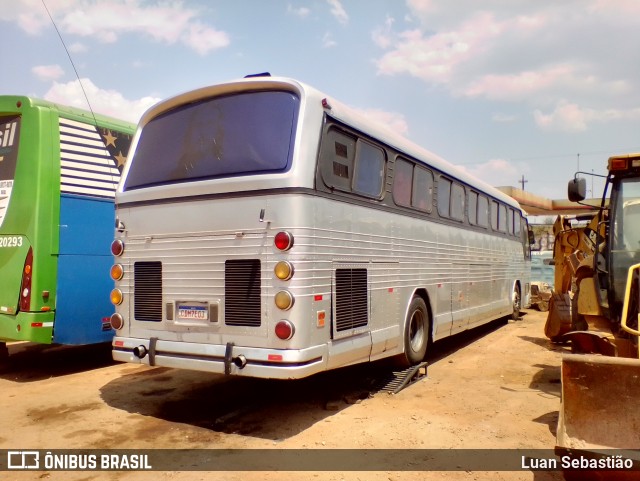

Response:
(40, 0), (99, 127)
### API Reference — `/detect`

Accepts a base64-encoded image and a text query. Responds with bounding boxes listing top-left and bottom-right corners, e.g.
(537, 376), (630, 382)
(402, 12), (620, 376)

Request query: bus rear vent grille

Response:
(335, 268), (368, 332)
(225, 259), (261, 327)
(134, 261), (163, 322)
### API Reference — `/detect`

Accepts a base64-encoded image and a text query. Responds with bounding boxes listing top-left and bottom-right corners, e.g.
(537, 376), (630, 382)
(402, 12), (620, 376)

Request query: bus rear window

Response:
(0, 115), (20, 227)
(124, 91), (299, 190)
(0, 115), (19, 180)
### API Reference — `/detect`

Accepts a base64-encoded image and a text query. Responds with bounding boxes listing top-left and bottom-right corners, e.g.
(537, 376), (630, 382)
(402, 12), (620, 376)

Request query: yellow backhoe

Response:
(543, 153), (640, 473)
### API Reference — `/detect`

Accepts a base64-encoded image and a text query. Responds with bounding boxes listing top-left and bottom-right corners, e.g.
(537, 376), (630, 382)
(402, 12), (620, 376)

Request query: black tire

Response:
(511, 285), (521, 321)
(400, 296), (429, 366)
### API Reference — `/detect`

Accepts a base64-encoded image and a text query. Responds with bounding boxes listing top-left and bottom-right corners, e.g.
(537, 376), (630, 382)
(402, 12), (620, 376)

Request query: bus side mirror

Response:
(528, 229), (535, 245)
(568, 177), (587, 202)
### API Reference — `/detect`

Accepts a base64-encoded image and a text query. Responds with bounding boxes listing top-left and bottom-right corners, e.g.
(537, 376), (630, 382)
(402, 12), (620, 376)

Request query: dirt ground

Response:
(0, 308), (567, 481)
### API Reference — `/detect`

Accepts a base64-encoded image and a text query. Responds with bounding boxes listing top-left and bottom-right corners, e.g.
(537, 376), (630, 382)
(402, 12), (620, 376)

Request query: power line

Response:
(455, 147), (640, 166)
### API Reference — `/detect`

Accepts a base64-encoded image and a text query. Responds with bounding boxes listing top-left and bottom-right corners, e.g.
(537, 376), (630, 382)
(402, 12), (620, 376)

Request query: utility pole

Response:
(519, 175), (528, 191)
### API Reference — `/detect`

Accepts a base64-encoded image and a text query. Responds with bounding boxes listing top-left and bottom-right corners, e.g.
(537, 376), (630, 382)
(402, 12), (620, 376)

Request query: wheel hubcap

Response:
(409, 311), (424, 352)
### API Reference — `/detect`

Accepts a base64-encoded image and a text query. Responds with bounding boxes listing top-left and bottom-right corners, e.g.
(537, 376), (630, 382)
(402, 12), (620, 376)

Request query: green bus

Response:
(0, 96), (134, 359)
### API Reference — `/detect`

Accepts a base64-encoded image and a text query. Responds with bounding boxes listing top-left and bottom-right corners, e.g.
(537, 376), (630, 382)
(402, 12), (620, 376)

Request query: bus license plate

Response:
(177, 302), (209, 321)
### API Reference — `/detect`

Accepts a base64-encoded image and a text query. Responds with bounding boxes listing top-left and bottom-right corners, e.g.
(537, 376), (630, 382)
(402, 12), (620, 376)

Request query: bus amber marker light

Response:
(274, 261), (294, 281)
(274, 290), (294, 310)
(110, 264), (124, 281)
(111, 239), (125, 256)
(274, 231), (294, 251)
(275, 320), (294, 340)
(110, 289), (123, 306)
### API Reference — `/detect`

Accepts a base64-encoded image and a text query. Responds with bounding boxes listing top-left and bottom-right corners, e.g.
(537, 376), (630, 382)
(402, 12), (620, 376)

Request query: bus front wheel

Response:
(400, 296), (429, 366)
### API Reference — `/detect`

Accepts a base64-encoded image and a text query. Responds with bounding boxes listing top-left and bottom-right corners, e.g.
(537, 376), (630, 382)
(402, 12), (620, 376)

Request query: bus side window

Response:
(450, 182), (465, 221)
(498, 204), (507, 232)
(320, 127), (356, 193)
(353, 139), (386, 198)
(412, 166), (433, 212)
(477, 195), (489, 228)
(490, 200), (499, 231)
(468, 191), (478, 225)
(508, 208), (515, 235)
(437, 177), (452, 218)
(392, 157), (413, 207)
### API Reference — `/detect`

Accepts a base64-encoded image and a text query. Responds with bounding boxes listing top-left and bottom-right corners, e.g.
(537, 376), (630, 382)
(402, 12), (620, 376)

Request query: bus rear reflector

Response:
(110, 313), (124, 330)
(275, 320), (294, 340)
(111, 239), (125, 256)
(20, 247), (33, 312)
(268, 354), (283, 361)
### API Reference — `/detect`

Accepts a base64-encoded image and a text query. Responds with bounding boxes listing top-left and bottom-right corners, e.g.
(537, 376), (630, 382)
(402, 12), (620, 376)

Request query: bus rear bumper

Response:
(112, 336), (327, 379)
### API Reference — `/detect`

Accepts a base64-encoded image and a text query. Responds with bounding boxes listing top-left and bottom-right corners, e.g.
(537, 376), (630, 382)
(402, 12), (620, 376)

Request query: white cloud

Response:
(8, 0), (230, 55)
(182, 22), (230, 56)
(43, 78), (160, 123)
(534, 101), (640, 133)
(372, 15), (395, 49)
(32, 64), (65, 81)
(352, 107), (409, 137)
(327, 0), (348, 25)
(374, 1), (640, 132)
(457, 158), (527, 189)
(68, 42), (88, 54)
(492, 113), (517, 123)
(376, 13), (503, 86)
(322, 32), (337, 48)
(287, 5), (310, 18)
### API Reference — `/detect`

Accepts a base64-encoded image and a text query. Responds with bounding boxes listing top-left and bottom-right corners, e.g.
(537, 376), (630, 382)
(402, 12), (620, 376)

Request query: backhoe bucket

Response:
(545, 293), (573, 341)
(558, 354), (640, 450)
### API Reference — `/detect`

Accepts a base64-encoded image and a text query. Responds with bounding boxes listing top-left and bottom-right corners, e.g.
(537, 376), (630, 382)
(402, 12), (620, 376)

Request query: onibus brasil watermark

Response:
(7, 451), (151, 471)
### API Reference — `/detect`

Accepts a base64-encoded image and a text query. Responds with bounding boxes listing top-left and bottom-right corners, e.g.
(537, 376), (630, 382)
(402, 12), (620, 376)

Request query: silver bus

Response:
(110, 75), (531, 379)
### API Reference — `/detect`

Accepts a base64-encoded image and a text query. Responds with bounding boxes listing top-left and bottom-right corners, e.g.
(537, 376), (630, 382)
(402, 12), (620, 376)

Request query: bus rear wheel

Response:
(511, 285), (521, 321)
(399, 296), (429, 367)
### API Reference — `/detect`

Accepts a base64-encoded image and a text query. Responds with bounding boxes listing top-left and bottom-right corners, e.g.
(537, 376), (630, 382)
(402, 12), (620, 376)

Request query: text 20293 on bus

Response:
(110, 75), (531, 379)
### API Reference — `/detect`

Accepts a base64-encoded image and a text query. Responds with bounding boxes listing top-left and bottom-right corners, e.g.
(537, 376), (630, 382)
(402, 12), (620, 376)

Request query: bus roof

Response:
(136, 76), (522, 211)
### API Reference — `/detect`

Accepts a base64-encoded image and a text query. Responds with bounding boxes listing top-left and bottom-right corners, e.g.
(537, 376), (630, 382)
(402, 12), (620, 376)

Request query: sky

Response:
(2, 0), (640, 201)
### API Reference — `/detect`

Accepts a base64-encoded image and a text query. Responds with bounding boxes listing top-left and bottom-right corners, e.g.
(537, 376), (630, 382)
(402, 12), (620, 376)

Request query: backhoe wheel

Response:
(511, 285), (521, 321)
(400, 296), (429, 366)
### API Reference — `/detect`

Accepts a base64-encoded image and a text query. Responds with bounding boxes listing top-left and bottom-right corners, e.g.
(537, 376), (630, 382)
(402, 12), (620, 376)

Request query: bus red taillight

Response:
(20, 247), (34, 312)
(274, 231), (294, 251)
(275, 320), (294, 340)
(111, 239), (125, 256)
